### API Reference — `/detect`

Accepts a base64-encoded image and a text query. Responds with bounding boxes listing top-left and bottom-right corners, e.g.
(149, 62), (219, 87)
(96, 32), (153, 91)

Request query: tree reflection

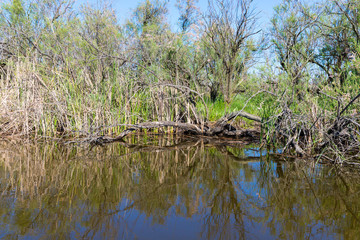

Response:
(0, 138), (359, 239)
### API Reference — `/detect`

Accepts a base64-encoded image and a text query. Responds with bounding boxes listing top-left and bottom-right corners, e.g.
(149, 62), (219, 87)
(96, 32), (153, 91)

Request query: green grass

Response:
(198, 93), (275, 126)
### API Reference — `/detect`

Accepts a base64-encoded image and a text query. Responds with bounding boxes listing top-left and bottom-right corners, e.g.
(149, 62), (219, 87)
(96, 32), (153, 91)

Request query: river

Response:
(0, 135), (359, 239)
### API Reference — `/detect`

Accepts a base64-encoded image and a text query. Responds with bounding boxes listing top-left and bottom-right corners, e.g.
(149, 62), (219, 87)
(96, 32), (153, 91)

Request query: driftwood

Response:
(269, 97), (360, 161)
(69, 110), (262, 145)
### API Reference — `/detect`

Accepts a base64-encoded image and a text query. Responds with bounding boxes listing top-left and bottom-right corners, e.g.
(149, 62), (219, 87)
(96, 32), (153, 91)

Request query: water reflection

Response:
(0, 136), (359, 239)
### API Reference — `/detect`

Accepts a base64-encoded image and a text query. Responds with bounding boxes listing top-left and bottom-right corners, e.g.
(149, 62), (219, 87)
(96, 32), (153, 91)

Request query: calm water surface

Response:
(0, 136), (359, 239)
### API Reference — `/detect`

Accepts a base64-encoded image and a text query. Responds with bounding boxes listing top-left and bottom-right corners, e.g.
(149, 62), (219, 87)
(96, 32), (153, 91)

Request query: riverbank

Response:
(1, 0), (359, 164)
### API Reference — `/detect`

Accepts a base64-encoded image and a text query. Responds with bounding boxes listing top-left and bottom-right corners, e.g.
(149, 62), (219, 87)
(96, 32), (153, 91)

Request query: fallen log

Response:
(68, 111), (262, 145)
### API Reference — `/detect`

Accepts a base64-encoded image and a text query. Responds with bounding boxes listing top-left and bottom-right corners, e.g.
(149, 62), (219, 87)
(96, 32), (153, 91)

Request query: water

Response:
(0, 136), (359, 239)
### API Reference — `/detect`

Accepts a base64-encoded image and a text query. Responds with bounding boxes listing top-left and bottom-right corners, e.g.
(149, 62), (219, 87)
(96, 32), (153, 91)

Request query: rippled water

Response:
(0, 135), (359, 239)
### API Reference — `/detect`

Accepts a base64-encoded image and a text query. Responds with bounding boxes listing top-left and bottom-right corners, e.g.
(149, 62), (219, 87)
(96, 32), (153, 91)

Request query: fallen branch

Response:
(223, 111), (262, 123)
(67, 111), (262, 145)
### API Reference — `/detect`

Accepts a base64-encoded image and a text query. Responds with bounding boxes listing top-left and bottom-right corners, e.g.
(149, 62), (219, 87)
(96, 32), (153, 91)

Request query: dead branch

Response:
(339, 92), (360, 116)
(66, 110), (262, 145)
(223, 111), (262, 123)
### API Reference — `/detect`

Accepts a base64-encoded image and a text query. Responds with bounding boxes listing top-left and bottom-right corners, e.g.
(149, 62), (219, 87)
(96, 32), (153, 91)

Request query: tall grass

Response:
(0, 1), (218, 138)
(0, 59), (185, 138)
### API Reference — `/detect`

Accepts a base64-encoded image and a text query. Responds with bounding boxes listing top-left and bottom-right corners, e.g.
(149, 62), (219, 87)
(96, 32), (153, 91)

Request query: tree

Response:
(271, 0), (360, 89)
(316, 0), (360, 87)
(270, 0), (318, 100)
(79, 4), (123, 86)
(176, 0), (199, 32)
(203, 0), (259, 103)
(127, 0), (169, 69)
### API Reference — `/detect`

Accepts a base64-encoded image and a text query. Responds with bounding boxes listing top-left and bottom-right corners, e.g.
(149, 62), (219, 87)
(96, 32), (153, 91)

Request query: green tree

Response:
(270, 0), (316, 101)
(203, 0), (259, 104)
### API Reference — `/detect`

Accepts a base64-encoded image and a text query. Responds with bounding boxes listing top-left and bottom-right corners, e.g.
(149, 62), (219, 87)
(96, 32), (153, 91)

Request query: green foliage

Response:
(0, 0), (264, 138)
(0, 0), (359, 158)
(9, 0), (24, 24)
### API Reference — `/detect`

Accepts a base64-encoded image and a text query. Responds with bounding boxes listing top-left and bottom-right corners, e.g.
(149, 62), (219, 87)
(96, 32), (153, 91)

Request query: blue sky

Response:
(76, 0), (283, 31)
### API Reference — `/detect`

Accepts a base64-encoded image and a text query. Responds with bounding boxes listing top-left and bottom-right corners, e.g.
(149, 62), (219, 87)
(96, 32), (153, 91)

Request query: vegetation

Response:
(0, 0), (359, 163)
